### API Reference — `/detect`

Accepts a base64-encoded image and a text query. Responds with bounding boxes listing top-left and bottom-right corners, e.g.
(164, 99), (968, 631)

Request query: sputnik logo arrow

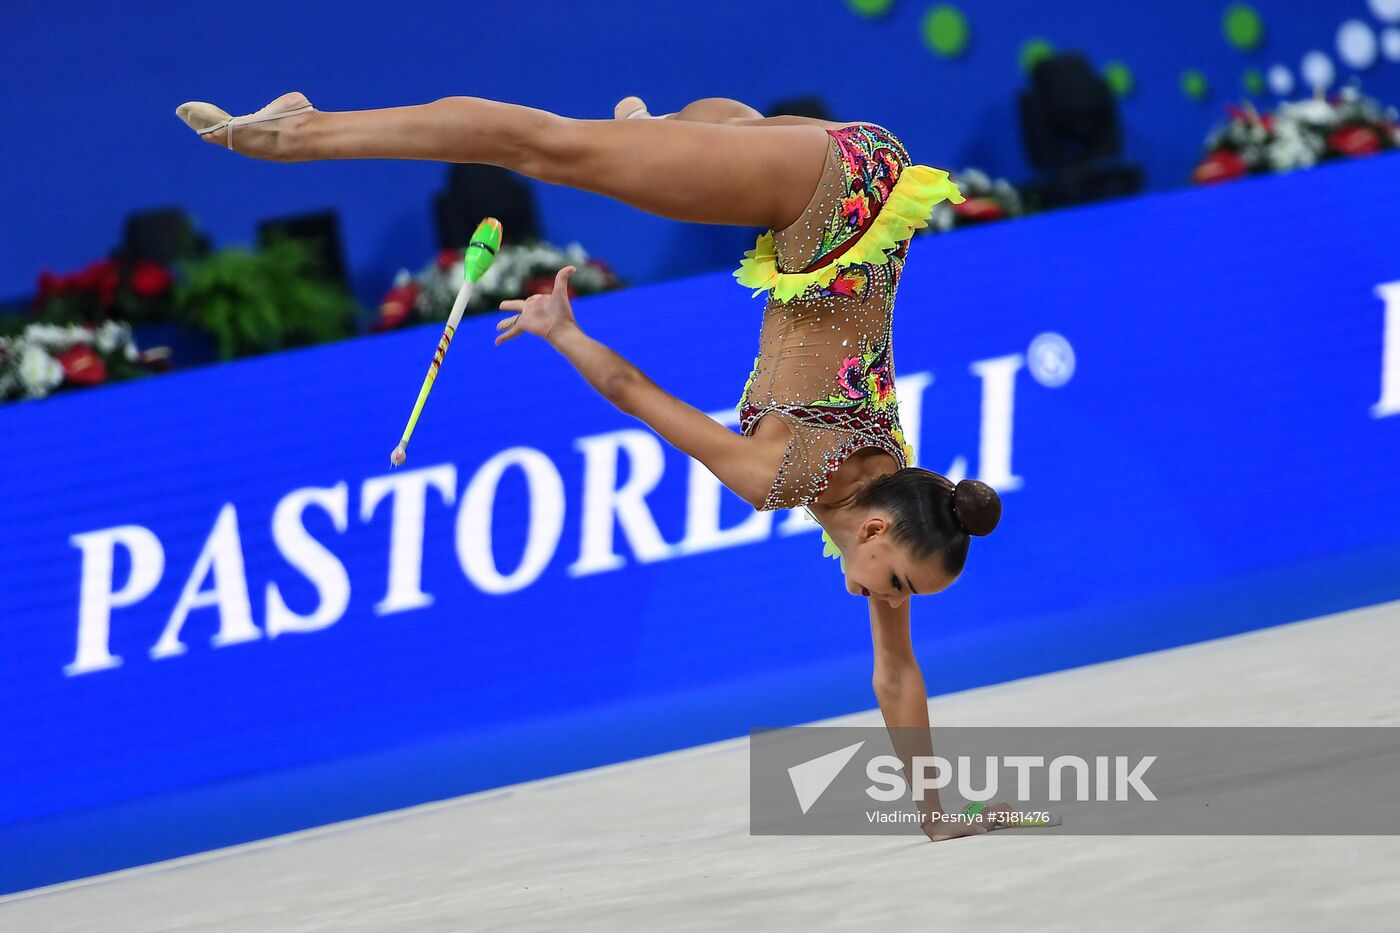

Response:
(787, 741), (866, 814)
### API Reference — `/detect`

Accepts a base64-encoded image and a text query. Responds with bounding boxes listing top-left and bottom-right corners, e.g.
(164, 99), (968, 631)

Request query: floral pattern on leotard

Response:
(812, 337), (895, 413)
(805, 125), (913, 269)
(737, 335), (910, 508)
(816, 264), (873, 302)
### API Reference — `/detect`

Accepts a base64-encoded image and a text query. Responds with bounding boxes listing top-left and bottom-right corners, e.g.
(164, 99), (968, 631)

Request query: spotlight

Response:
(256, 209), (350, 288)
(1018, 53), (1144, 208)
(436, 164), (541, 249)
(115, 206), (209, 266)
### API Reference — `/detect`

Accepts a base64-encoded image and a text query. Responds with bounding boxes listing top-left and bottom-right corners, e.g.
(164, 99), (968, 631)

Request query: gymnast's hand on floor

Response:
(921, 809), (991, 842)
(918, 801), (1019, 834)
(495, 266), (578, 347)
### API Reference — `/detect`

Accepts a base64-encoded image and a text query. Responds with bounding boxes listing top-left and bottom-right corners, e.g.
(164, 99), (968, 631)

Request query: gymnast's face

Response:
(843, 515), (953, 608)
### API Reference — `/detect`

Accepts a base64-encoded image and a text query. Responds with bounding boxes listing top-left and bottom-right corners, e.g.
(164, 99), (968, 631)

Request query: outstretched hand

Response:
(495, 265), (577, 346)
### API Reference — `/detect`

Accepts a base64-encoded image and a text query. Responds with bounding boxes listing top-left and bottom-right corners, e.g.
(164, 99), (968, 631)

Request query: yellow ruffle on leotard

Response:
(733, 164), (965, 303)
(821, 525), (846, 569)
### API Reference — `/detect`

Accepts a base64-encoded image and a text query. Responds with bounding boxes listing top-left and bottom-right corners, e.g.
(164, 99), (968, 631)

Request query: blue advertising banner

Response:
(3, 155), (1399, 891)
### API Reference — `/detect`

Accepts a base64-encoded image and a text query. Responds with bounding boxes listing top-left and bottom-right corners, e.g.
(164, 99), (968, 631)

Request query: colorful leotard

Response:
(733, 123), (964, 522)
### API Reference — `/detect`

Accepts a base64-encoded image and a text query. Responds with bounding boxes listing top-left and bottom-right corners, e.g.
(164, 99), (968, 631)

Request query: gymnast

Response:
(177, 90), (1040, 839)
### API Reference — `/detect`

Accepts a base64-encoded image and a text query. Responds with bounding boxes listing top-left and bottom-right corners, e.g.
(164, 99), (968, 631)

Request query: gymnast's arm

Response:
(869, 598), (984, 841)
(495, 266), (783, 509)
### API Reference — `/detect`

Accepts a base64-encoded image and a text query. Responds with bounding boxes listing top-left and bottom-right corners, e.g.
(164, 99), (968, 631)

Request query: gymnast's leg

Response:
(179, 92), (830, 231)
(616, 95), (762, 122)
(616, 94), (850, 130)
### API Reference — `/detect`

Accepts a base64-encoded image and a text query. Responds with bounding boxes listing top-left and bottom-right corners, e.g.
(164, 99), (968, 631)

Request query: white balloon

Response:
(1301, 51), (1335, 90)
(1338, 20), (1378, 69)
(1268, 64), (1295, 96)
(1368, 0), (1400, 23)
(1384, 27), (1400, 62)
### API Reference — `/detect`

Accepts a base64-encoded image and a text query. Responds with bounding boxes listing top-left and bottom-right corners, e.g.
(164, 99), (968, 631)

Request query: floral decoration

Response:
(375, 238), (623, 332)
(1193, 86), (1400, 184)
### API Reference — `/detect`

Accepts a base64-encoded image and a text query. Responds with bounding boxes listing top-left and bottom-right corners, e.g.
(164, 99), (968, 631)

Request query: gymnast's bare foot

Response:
(175, 91), (319, 162)
(613, 95), (652, 120)
(613, 96), (677, 120)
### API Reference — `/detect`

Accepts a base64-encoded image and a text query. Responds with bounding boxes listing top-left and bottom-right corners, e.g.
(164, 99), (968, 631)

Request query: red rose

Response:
(76, 258), (119, 291)
(952, 197), (1007, 222)
(1191, 150), (1250, 185)
(58, 345), (107, 386)
(73, 259), (120, 308)
(130, 260), (174, 299)
(1328, 124), (1382, 158)
(436, 248), (460, 271)
(372, 282), (421, 332)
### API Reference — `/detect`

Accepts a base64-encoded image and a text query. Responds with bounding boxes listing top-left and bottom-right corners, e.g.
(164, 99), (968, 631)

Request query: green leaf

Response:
(174, 240), (361, 359)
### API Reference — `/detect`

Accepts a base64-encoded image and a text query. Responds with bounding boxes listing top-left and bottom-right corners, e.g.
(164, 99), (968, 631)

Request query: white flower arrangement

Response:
(379, 237), (623, 330)
(1200, 84), (1400, 182)
(95, 320), (140, 359)
(23, 323), (93, 351)
(924, 166), (1026, 234)
(17, 344), (63, 399)
(0, 321), (142, 403)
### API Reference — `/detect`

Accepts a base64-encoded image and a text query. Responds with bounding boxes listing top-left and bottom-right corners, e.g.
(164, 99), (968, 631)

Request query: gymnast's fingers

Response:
(494, 314), (524, 346)
(499, 299), (525, 311)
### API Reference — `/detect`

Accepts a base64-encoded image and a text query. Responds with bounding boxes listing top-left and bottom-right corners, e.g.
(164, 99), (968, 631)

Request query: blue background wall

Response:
(3, 154), (1400, 892)
(5, 0), (1400, 309)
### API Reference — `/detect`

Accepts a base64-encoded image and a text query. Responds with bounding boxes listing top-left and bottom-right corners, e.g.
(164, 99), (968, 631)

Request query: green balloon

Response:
(1103, 61), (1135, 97)
(1243, 68), (1264, 95)
(1223, 3), (1264, 51)
(922, 4), (970, 58)
(846, 0), (894, 17)
(1181, 69), (1209, 101)
(1020, 38), (1056, 74)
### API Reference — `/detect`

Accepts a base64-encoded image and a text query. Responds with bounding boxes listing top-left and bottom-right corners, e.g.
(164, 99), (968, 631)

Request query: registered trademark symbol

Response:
(1027, 332), (1075, 388)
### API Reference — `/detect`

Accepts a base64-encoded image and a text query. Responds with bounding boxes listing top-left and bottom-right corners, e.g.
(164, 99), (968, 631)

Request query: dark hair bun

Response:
(952, 480), (1001, 537)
